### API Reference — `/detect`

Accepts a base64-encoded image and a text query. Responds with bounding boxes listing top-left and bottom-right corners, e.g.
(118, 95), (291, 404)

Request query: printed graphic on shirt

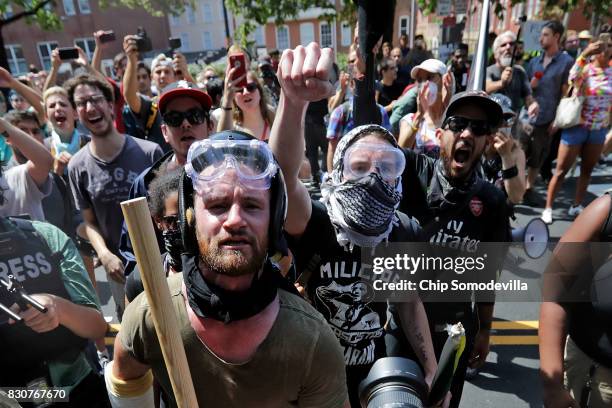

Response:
(429, 218), (482, 253)
(0, 253), (52, 282)
(315, 280), (383, 366)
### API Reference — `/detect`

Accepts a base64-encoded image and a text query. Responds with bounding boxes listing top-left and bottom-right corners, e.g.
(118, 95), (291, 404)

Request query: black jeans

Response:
(304, 118), (328, 176)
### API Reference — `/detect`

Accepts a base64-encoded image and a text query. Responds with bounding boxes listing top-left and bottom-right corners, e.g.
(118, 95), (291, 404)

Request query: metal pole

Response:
(467, 0), (490, 91)
(410, 0), (416, 49)
(221, 0), (231, 48)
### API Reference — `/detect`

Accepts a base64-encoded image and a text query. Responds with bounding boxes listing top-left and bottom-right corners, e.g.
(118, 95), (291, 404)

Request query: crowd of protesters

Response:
(0, 17), (610, 408)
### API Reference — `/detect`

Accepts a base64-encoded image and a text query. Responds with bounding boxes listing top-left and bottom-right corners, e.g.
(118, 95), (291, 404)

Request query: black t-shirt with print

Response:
(287, 200), (421, 396)
(397, 149), (511, 332)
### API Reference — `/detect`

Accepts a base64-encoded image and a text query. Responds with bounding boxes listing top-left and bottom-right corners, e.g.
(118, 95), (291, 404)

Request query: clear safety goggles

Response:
(342, 142), (406, 182)
(185, 139), (277, 193)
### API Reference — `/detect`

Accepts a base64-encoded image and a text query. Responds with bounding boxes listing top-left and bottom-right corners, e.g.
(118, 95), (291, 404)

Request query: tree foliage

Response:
(0, 0), (61, 30)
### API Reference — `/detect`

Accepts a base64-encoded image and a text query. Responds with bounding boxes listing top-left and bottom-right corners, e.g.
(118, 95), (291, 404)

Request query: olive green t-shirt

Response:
(120, 273), (348, 407)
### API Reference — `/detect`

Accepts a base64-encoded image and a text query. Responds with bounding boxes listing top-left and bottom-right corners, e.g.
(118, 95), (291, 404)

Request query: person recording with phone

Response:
(216, 46), (275, 141)
(122, 34), (194, 151)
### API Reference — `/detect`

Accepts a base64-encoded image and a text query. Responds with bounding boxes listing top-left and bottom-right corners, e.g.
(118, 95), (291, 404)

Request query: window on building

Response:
(74, 38), (96, 60)
(202, 3), (213, 22)
(276, 26), (290, 50)
(299, 23), (314, 46)
(37, 42), (58, 71)
(251, 25), (265, 46)
(341, 21), (351, 47)
(77, 0), (90, 14)
(5, 45), (27, 75)
(63, 0), (76, 16)
(186, 5), (196, 24)
(170, 13), (181, 26)
(526, 0), (534, 18)
(534, 0), (542, 16)
(399, 16), (409, 36)
(320, 22), (333, 49)
(202, 32), (213, 50)
(180, 33), (190, 52)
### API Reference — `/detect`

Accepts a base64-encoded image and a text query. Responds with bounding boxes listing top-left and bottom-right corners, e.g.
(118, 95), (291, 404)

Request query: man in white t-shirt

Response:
(0, 114), (53, 220)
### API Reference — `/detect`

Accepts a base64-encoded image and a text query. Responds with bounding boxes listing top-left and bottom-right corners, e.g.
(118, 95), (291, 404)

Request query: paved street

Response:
(99, 154), (611, 407)
(462, 154), (611, 407)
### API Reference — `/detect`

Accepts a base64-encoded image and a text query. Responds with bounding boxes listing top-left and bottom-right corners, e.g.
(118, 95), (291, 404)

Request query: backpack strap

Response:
(145, 102), (159, 136)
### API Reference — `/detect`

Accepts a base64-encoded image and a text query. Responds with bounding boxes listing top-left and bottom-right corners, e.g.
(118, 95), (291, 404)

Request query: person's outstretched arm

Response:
(0, 117), (52, 187)
(0, 68), (45, 122)
(269, 43), (334, 236)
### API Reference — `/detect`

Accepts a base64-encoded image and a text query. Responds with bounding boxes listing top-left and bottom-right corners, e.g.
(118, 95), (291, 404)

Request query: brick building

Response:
(3, 1), (171, 77)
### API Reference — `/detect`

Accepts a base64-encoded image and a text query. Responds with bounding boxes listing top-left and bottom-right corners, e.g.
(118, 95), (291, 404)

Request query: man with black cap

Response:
(107, 129), (349, 407)
(119, 80), (214, 277)
(391, 90), (511, 407)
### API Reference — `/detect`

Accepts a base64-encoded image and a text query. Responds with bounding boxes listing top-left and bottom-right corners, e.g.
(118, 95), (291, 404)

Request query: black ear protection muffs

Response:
(179, 130), (288, 257)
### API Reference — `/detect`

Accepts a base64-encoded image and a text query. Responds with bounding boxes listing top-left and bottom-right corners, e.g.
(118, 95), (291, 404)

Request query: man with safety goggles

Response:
(394, 90), (512, 408)
(118, 81), (213, 278)
(108, 130), (349, 407)
(269, 43), (438, 407)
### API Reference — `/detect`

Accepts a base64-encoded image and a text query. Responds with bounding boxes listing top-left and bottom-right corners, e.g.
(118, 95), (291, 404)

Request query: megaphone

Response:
(512, 217), (549, 259)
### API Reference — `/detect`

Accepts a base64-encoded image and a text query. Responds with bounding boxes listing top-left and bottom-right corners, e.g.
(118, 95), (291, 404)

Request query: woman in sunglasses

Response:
(217, 47), (275, 141)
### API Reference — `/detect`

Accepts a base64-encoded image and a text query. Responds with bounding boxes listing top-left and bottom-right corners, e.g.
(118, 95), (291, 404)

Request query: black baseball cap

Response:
(158, 80), (213, 115)
(443, 90), (504, 128)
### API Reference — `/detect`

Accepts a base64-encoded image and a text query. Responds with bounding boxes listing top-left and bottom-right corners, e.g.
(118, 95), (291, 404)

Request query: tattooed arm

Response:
(396, 299), (437, 389)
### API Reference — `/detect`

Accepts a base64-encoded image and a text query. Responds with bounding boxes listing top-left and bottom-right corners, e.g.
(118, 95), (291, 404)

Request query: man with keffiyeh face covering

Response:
(269, 42), (438, 407)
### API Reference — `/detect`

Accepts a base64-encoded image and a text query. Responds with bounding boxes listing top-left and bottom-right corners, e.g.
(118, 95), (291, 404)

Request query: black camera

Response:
(358, 358), (427, 408)
(135, 27), (152, 53)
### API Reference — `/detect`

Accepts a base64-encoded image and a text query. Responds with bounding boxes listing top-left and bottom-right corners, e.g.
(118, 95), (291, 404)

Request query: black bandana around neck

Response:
(182, 254), (279, 324)
(427, 159), (479, 212)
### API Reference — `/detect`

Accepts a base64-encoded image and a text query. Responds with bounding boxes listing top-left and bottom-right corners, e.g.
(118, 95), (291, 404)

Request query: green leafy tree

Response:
(0, 1), (61, 73)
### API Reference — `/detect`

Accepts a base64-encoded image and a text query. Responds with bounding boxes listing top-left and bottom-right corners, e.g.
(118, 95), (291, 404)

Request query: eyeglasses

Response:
(74, 95), (108, 109)
(244, 82), (259, 93)
(162, 108), (207, 127)
(443, 116), (492, 137)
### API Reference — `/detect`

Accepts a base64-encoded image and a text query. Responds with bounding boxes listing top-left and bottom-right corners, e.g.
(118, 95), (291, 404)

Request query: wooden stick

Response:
(121, 197), (198, 408)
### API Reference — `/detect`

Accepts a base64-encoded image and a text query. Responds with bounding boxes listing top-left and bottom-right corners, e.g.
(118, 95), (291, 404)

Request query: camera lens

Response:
(358, 358), (427, 408)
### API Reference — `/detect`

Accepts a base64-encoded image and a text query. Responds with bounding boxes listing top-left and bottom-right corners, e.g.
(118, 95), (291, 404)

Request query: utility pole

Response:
(409, 0), (417, 48)
(222, 0), (232, 48)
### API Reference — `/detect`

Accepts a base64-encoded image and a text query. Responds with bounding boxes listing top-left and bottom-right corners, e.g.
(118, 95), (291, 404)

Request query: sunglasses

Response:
(163, 108), (207, 127)
(243, 82), (259, 93)
(443, 116), (492, 137)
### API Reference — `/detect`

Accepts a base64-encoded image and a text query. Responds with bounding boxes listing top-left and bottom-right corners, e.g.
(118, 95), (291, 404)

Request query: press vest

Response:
(0, 217), (88, 386)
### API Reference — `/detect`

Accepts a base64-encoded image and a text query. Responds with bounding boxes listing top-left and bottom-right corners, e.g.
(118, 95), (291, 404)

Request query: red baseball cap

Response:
(158, 80), (212, 115)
